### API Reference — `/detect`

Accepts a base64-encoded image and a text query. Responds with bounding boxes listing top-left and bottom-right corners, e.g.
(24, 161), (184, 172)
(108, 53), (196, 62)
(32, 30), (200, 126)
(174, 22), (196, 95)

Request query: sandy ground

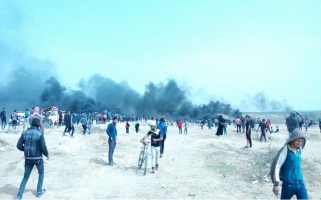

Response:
(0, 121), (321, 200)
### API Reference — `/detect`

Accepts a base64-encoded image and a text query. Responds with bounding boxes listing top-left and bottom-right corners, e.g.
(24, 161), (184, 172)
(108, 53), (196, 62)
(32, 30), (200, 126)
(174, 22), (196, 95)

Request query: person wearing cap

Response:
(140, 120), (163, 173)
(270, 128), (308, 199)
(106, 117), (118, 166)
(0, 108), (6, 130)
(16, 118), (49, 200)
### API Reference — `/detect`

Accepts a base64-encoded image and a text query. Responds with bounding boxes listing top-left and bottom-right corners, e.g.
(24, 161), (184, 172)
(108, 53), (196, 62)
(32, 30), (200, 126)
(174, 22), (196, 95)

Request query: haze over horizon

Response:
(1, 1), (320, 113)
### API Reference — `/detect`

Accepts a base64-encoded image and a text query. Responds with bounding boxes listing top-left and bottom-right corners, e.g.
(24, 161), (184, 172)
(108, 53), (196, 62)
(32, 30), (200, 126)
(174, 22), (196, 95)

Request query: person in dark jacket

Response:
(16, 118), (49, 200)
(215, 115), (225, 137)
(258, 119), (267, 142)
(135, 122), (140, 133)
(157, 118), (167, 158)
(286, 111), (303, 136)
(0, 108), (7, 130)
(106, 117), (118, 166)
(270, 128), (307, 199)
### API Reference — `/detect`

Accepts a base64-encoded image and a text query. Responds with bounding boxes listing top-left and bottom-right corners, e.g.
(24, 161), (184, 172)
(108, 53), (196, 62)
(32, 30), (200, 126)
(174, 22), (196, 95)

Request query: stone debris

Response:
(188, 193), (196, 197)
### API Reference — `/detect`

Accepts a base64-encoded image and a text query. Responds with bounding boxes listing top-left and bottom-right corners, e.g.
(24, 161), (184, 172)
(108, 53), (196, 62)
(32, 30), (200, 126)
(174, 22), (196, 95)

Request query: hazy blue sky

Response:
(1, 1), (320, 111)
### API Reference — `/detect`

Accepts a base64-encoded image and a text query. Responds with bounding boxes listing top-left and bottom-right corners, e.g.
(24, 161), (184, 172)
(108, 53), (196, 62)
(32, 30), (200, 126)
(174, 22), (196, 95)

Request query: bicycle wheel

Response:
(143, 153), (148, 176)
(138, 150), (144, 169)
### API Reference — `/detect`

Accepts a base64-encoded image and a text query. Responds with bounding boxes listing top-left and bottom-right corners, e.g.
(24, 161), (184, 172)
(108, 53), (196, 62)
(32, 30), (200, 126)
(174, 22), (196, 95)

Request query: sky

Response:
(1, 0), (321, 111)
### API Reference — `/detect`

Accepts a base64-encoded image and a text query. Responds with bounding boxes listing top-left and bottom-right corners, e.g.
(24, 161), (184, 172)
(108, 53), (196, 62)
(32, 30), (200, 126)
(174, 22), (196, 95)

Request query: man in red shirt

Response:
(177, 119), (183, 134)
(236, 117), (241, 133)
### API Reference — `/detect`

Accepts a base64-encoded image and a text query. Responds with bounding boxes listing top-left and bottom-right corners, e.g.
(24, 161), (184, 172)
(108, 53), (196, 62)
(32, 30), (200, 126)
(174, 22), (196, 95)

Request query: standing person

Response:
(258, 119), (267, 142)
(87, 115), (92, 135)
(270, 128), (308, 199)
(0, 108), (6, 130)
(106, 117), (118, 166)
(215, 115), (225, 137)
(63, 111), (71, 136)
(135, 122), (140, 133)
(286, 111), (304, 137)
(177, 119), (183, 134)
(16, 118), (49, 200)
(23, 109), (30, 131)
(244, 115), (252, 148)
(223, 121), (227, 135)
(80, 114), (88, 135)
(183, 119), (188, 135)
(266, 119), (271, 133)
(58, 111), (63, 127)
(241, 116), (246, 133)
(140, 121), (163, 173)
(319, 118), (321, 133)
(11, 110), (18, 131)
(236, 117), (241, 133)
(157, 118), (167, 158)
(29, 107), (44, 133)
(125, 120), (130, 133)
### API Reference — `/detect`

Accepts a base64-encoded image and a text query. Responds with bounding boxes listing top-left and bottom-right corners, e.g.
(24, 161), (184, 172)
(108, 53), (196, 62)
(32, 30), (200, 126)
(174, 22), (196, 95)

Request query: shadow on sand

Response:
(89, 158), (109, 165)
(0, 184), (36, 198)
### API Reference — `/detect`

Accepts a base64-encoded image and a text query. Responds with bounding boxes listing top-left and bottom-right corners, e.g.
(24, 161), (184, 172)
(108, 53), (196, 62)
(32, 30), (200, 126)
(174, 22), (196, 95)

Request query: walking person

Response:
(106, 117), (118, 166)
(140, 120), (163, 173)
(0, 108), (7, 130)
(270, 128), (308, 199)
(125, 120), (130, 133)
(319, 118), (321, 133)
(135, 121), (140, 133)
(244, 115), (252, 148)
(258, 119), (267, 142)
(58, 111), (63, 127)
(16, 118), (49, 200)
(63, 111), (71, 136)
(216, 115), (225, 137)
(236, 117), (241, 133)
(23, 109), (30, 131)
(183, 119), (188, 135)
(87, 115), (92, 134)
(177, 119), (183, 134)
(223, 121), (227, 135)
(157, 118), (167, 158)
(80, 114), (88, 135)
(286, 111), (304, 137)
(11, 110), (18, 131)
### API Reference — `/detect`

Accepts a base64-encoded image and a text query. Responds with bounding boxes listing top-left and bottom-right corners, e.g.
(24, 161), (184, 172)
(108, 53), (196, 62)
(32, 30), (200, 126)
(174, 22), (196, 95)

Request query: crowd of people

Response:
(1, 105), (320, 199)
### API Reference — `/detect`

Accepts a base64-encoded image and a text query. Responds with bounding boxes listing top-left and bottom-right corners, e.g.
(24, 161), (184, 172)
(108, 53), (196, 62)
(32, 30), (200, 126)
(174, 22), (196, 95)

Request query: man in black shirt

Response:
(258, 119), (267, 142)
(140, 121), (163, 173)
(0, 108), (6, 130)
(244, 115), (252, 148)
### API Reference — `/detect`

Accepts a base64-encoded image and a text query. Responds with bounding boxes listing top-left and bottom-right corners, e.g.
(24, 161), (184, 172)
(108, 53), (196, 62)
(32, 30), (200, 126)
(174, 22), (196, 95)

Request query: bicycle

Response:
(138, 141), (150, 175)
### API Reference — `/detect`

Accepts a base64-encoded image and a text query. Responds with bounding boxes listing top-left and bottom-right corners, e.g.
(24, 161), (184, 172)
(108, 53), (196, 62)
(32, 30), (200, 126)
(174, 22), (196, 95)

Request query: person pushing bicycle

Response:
(140, 120), (163, 173)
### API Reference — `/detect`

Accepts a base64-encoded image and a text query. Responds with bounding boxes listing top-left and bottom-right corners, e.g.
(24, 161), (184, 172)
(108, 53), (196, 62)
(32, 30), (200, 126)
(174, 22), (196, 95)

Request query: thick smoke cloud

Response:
(36, 75), (240, 119)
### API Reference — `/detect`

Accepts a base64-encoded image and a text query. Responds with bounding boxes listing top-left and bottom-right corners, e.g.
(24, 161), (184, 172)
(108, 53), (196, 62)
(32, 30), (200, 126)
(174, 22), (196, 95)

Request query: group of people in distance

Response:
(12, 107), (314, 199)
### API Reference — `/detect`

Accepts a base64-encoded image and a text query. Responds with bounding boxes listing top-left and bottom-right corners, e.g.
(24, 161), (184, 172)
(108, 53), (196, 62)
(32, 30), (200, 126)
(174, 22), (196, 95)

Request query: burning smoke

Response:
(245, 91), (293, 112)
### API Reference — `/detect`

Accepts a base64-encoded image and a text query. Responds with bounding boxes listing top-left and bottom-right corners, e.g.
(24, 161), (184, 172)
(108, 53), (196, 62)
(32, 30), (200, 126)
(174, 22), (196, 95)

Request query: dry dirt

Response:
(0, 121), (321, 200)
